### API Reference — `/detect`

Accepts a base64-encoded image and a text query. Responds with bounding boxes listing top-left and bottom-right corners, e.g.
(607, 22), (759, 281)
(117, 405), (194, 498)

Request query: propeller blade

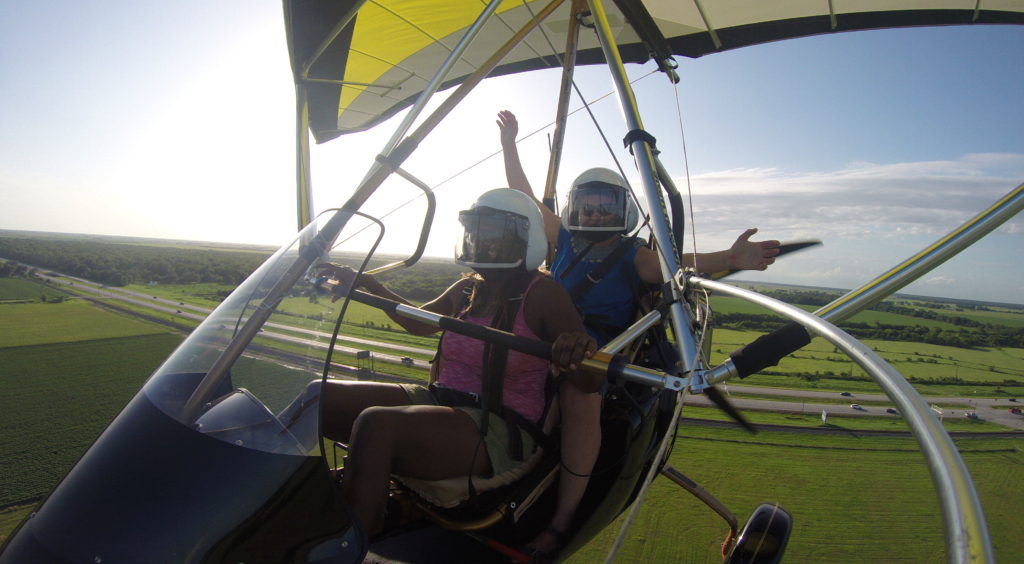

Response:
(704, 385), (757, 434)
(708, 239), (822, 280)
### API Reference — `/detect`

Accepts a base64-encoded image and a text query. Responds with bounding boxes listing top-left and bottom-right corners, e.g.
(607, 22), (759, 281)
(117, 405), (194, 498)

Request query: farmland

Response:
(2, 238), (1022, 559)
(568, 424), (1022, 563)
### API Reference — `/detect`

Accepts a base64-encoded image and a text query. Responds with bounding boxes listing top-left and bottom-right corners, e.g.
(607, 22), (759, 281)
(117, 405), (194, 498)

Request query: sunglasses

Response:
(580, 203), (617, 217)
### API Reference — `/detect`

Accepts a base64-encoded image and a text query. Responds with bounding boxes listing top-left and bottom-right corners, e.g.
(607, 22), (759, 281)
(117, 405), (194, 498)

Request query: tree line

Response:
(714, 312), (1024, 349)
(0, 237), (269, 286)
(4, 236), (1020, 348)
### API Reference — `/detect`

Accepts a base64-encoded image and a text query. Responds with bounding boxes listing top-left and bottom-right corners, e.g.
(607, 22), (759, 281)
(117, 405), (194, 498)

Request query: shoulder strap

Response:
(557, 239), (596, 280)
(430, 280), (476, 377)
(568, 236), (636, 301)
(479, 272), (532, 436)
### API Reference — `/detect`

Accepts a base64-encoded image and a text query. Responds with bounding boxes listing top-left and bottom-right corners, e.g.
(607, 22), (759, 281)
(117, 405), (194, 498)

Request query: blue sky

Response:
(1, 1), (1022, 304)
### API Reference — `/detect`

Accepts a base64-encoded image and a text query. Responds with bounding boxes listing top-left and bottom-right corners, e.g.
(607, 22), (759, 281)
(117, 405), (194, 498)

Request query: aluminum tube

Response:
(615, 364), (687, 391)
(585, 0), (700, 374)
(187, 2), (568, 419)
(370, 0), (502, 168)
(694, 277), (993, 564)
(295, 82), (313, 230)
(600, 309), (662, 355)
(543, 0), (585, 207)
(346, 0), (566, 212)
(384, 300), (686, 390)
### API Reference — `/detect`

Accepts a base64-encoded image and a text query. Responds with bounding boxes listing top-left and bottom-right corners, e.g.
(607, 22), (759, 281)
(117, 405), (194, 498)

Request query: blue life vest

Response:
(550, 226), (643, 345)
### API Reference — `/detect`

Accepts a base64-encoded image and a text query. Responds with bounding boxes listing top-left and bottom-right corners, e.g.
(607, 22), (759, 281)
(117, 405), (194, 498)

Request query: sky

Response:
(1, 1), (1022, 304)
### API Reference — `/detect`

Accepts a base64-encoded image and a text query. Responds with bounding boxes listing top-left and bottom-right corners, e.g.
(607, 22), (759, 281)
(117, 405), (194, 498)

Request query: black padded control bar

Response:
(729, 321), (812, 379)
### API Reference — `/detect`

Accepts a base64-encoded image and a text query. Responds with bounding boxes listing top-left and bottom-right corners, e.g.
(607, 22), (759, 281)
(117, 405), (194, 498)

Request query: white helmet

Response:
(561, 167), (640, 234)
(455, 188), (547, 271)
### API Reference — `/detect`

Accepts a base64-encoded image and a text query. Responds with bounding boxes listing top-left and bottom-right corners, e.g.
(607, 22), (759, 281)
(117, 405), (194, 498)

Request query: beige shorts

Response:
(397, 383), (539, 478)
(394, 384), (545, 508)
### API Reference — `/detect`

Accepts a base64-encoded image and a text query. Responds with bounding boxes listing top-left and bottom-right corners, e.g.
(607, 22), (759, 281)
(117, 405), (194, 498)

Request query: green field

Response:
(2, 276), (1022, 559)
(568, 424), (1023, 563)
(709, 294), (1024, 332)
(0, 299), (169, 348)
(0, 333), (183, 508)
(0, 278), (70, 303)
(708, 328), (1024, 397)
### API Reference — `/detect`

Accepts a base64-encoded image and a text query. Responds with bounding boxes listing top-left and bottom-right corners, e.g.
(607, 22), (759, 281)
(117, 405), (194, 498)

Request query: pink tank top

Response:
(437, 275), (549, 423)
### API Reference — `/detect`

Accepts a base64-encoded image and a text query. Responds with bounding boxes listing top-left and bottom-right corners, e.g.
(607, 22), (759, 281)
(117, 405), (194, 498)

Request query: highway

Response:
(33, 270), (1024, 432)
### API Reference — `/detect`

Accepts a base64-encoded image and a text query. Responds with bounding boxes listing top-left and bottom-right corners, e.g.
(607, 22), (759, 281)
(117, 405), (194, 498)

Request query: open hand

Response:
(729, 228), (781, 271)
(496, 110), (518, 147)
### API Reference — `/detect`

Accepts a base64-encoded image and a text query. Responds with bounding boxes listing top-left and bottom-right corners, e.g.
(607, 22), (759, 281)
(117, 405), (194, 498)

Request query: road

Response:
(31, 269), (1024, 431)
(685, 384), (1024, 431)
(38, 271), (436, 369)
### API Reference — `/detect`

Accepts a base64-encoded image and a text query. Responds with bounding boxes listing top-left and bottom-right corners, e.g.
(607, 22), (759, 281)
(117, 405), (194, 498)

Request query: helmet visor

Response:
(455, 206), (529, 269)
(566, 182), (629, 232)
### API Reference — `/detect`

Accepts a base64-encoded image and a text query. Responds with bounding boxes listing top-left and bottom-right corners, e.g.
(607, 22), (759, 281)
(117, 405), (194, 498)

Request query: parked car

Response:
(850, 404), (864, 410)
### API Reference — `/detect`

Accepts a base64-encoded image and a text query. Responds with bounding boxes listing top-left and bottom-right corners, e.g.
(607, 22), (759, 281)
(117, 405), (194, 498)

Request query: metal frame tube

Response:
(600, 308), (662, 355)
(542, 0), (586, 211)
(585, 0), (700, 374)
(369, 0), (504, 172)
(347, 0), (566, 212)
(295, 82), (313, 230)
(694, 277), (993, 564)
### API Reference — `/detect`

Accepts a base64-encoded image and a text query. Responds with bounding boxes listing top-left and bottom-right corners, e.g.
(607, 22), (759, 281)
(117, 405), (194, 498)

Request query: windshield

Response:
(142, 210), (382, 455)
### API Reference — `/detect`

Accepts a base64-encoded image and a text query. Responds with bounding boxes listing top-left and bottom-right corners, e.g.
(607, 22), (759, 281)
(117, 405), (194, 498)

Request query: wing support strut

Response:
(543, 0), (587, 212)
(585, 0), (699, 377)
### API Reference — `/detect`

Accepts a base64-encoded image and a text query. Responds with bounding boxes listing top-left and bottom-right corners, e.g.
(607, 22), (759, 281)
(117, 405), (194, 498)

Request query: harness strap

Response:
(567, 236), (635, 302)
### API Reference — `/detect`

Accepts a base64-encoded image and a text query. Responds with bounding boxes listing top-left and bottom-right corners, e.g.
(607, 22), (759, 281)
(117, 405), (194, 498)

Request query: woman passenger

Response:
(315, 189), (601, 555)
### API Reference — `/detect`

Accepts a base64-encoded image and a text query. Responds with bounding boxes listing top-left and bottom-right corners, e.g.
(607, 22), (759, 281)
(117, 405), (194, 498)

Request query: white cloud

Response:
(923, 275), (956, 287)
(667, 153), (1024, 242)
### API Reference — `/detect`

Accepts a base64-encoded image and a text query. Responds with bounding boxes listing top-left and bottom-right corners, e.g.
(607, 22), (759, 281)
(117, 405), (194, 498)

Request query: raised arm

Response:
(497, 110), (561, 245)
(634, 228), (781, 284)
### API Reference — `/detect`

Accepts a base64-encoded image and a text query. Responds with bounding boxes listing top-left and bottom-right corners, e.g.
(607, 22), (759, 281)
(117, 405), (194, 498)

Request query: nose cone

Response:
(0, 387), (350, 563)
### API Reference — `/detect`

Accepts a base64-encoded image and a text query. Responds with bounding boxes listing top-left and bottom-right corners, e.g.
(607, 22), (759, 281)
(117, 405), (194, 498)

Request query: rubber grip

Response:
(729, 321), (811, 378)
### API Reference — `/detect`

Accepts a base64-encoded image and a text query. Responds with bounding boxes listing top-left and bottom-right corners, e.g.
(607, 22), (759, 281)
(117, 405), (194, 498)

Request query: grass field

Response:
(0, 333), (183, 509)
(0, 278), (70, 303)
(0, 299), (169, 348)
(710, 294), (1024, 331)
(567, 424), (1023, 563)
(2, 278), (1021, 558)
(709, 329), (1024, 397)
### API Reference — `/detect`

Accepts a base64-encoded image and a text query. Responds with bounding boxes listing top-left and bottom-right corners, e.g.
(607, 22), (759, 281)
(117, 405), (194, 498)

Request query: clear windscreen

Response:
(141, 209), (382, 455)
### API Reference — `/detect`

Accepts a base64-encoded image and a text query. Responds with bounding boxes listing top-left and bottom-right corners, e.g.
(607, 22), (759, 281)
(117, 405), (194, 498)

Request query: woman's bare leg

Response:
(319, 380), (412, 442)
(342, 405), (491, 536)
